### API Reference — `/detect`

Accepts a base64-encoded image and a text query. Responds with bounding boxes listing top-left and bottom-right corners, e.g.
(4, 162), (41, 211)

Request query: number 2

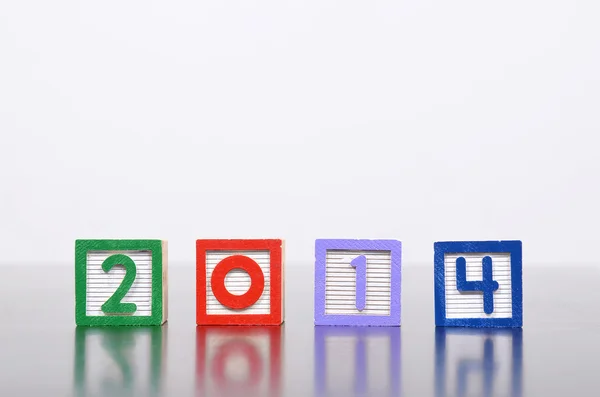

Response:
(101, 254), (137, 314)
(101, 330), (134, 392)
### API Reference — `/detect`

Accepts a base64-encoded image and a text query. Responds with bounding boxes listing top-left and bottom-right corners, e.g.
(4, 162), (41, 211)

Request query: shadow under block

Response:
(434, 240), (523, 328)
(196, 239), (284, 325)
(75, 239), (168, 326)
(314, 239), (402, 326)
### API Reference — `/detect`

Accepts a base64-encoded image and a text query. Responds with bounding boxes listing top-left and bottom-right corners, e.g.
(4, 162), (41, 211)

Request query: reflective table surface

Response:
(1, 264), (599, 396)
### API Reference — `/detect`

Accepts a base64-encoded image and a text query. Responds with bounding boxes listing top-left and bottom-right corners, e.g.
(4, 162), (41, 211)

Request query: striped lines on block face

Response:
(444, 253), (512, 319)
(206, 250), (271, 315)
(325, 250), (392, 316)
(86, 250), (153, 317)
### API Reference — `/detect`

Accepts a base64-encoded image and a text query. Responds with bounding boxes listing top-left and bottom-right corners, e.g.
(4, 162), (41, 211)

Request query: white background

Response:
(1, 1), (599, 266)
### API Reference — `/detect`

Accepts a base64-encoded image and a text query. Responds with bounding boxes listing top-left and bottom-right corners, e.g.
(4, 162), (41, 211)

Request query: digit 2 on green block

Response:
(75, 240), (168, 326)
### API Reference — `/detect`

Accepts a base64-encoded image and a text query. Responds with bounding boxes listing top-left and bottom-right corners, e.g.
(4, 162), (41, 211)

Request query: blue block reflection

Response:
(435, 328), (522, 397)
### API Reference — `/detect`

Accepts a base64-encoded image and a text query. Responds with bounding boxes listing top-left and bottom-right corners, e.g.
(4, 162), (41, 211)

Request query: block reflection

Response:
(434, 328), (523, 397)
(314, 327), (401, 397)
(196, 326), (283, 397)
(73, 326), (166, 397)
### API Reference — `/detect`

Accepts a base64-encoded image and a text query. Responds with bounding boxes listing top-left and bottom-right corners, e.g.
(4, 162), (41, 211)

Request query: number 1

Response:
(351, 255), (367, 311)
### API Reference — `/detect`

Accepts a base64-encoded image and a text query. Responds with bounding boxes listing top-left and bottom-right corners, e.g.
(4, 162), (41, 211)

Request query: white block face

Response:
(325, 250), (392, 315)
(206, 250), (271, 315)
(324, 335), (391, 396)
(86, 250), (153, 317)
(444, 253), (512, 319)
(441, 332), (516, 396)
(202, 332), (272, 396)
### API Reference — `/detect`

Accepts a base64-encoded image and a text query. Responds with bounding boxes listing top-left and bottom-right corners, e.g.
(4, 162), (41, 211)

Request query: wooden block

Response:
(196, 239), (284, 325)
(434, 240), (523, 328)
(75, 239), (168, 326)
(196, 326), (282, 397)
(314, 239), (402, 326)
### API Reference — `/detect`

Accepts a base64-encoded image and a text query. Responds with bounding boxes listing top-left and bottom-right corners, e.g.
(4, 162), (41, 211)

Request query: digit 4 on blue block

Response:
(434, 241), (522, 328)
(455, 256), (499, 315)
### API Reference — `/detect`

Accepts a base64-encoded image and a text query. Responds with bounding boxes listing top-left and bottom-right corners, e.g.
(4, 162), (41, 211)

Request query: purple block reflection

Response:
(314, 326), (401, 397)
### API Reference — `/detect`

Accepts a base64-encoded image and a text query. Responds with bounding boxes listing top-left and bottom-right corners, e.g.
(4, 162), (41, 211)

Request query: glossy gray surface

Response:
(1, 265), (599, 396)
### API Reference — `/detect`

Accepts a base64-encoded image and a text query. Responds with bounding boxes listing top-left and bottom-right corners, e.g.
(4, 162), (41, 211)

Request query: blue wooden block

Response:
(434, 241), (523, 328)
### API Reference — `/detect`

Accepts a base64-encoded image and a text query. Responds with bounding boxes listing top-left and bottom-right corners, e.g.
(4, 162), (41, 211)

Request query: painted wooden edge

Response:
(433, 240), (523, 328)
(162, 240), (168, 325)
(196, 239), (284, 326)
(75, 239), (166, 326)
(314, 239), (402, 327)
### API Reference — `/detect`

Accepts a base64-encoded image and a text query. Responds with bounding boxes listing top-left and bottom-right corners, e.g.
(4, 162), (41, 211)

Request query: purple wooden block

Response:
(314, 239), (402, 326)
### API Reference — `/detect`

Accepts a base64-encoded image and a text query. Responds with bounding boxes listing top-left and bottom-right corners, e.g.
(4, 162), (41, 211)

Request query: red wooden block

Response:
(196, 239), (284, 325)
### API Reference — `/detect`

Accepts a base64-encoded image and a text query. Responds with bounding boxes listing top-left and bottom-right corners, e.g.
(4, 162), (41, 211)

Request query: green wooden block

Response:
(75, 239), (168, 326)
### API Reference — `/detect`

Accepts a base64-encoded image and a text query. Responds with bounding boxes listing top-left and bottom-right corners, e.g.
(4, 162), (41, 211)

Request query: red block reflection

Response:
(196, 326), (282, 397)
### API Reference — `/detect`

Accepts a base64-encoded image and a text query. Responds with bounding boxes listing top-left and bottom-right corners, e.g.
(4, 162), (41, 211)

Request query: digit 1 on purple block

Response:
(351, 255), (367, 311)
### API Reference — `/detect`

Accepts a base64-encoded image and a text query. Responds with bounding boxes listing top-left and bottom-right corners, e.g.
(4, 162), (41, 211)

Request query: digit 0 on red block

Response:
(196, 239), (284, 325)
